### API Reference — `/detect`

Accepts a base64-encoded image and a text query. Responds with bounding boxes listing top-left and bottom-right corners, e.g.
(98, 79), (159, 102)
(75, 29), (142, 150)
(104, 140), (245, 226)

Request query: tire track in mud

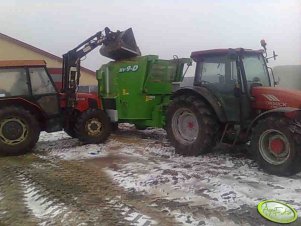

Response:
(0, 157), (39, 226)
(0, 152), (177, 226)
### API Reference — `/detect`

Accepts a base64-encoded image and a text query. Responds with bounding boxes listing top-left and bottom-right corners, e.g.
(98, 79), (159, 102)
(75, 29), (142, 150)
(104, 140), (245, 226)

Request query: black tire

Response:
(0, 106), (40, 155)
(111, 122), (119, 132)
(166, 95), (218, 156)
(251, 117), (301, 176)
(135, 124), (147, 130)
(75, 109), (111, 144)
(64, 113), (78, 138)
(64, 126), (77, 138)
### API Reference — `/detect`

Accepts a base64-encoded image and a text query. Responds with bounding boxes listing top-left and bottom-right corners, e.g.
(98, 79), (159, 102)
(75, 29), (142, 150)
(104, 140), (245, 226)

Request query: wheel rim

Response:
(171, 108), (199, 144)
(85, 118), (102, 136)
(258, 129), (290, 165)
(0, 117), (28, 145)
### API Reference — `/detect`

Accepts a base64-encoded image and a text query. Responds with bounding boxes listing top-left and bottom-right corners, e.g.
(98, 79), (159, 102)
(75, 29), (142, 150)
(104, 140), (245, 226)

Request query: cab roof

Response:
(191, 48), (264, 60)
(0, 60), (46, 68)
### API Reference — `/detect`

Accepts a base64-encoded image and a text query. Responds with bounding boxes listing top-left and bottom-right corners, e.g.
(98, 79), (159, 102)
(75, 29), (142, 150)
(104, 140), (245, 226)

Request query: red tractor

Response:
(0, 27), (140, 155)
(166, 41), (301, 176)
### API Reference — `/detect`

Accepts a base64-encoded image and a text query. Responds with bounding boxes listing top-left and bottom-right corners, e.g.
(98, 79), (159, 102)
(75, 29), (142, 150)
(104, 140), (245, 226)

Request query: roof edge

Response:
(0, 33), (95, 75)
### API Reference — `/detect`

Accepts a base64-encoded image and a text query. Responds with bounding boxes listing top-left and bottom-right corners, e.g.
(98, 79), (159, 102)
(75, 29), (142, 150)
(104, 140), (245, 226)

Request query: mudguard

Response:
(172, 86), (227, 122)
(247, 107), (301, 135)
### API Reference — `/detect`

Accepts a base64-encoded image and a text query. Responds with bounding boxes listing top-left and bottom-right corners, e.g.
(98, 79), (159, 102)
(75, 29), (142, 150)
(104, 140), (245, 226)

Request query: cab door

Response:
(195, 55), (242, 122)
(28, 67), (60, 117)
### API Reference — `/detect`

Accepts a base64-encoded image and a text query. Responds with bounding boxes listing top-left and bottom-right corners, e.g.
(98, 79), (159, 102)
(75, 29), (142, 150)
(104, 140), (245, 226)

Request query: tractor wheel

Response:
(135, 124), (147, 130)
(166, 95), (218, 156)
(64, 114), (78, 138)
(75, 109), (111, 144)
(64, 126), (77, 138)
(0, 107), (40, 155)
(111, 122), (119, 132)
(251, 117), (301, 176)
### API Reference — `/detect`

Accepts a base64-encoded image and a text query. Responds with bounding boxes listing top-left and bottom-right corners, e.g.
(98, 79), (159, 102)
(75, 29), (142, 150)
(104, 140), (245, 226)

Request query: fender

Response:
(59, 92), (102, 112)
(75, 93), (102, 112)
(247, 107), (301, 135)
(0, 97), (46, 118)
(172, 86), (227, 122)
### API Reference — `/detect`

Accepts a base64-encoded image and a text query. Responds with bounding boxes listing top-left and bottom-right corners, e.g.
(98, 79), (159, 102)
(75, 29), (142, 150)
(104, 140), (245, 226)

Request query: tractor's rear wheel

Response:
(166, 95), (218, 156)
(64, 113), (78, 138)
(75, 109), (111, 144)
(0, 107), (40, 155)
(251, 117), (301, 176)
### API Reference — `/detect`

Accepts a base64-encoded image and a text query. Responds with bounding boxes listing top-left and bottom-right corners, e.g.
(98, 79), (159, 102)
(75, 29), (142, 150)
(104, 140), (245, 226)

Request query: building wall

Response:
(0, 38), (97, 85)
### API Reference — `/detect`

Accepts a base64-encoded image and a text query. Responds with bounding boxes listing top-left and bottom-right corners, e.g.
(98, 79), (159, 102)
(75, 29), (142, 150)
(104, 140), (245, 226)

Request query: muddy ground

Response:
(0, 124), (300, 226)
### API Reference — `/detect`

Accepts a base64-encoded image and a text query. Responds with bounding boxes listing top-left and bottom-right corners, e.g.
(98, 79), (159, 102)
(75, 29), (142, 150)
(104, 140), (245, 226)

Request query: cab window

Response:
(29, 67), (56, 95)
(195, 55), (238, 90)
(242, 54), (270, 87)
(0, 68), (29, 97)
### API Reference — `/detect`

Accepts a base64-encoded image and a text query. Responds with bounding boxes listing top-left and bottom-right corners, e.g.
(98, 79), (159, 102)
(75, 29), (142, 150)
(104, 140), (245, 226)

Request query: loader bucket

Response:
(100, 28), (141, 60)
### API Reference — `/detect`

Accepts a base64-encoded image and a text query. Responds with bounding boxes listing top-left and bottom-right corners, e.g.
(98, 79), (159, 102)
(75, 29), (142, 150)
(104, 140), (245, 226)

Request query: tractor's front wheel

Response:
(75, 109), (111, 144)
(166, 95), (218, 156)
(0, 107), (40, 155)
(251, 117), (301, 176)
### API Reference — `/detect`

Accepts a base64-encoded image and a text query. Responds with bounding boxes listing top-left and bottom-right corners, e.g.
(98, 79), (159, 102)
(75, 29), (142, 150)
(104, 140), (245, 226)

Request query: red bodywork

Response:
(251, 86), (301, 110)
(59, 92), (102, 112)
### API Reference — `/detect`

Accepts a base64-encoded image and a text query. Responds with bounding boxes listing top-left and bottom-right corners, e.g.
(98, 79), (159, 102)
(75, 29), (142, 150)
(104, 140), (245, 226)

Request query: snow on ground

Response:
(36, 131), (108, 160)
(107, 143), (301, 212)
(18, 174), (69, 225)
(104, 127), (301, 224)
(37, 127), (301, 225)
(106, 197), (157, 226)
(0, 191), (5, 216)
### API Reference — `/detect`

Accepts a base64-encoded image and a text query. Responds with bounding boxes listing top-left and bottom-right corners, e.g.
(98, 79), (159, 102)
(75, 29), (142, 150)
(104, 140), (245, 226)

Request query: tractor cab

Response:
(0, 60), (61, 131)
(190, 48), (273, 123)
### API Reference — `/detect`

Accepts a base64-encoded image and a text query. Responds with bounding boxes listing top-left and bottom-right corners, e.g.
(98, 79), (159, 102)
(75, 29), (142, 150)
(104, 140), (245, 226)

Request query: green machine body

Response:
(97, 55), (191, 129)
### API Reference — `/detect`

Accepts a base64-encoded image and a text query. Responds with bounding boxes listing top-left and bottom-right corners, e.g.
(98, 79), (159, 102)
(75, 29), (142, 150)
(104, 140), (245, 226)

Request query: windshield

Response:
(242, 54), (270, 87)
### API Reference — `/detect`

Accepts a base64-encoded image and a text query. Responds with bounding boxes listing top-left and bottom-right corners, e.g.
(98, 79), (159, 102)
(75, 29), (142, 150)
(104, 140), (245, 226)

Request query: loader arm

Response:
(61, 27), (141, 108)
(61, 27), (117, 107)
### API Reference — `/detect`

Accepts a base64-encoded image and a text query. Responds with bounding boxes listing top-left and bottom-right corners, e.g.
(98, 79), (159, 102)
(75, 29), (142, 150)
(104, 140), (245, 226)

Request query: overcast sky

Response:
(1, 0), (300, 73)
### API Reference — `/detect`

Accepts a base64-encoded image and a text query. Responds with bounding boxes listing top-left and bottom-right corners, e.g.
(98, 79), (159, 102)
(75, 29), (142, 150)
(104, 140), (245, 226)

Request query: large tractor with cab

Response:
(0, 27), (140, 155)
(165, 41), (301, 176)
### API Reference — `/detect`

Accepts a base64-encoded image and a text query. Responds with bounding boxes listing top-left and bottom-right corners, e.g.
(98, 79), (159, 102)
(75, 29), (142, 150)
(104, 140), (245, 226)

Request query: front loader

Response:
(0, 27), (141, 155)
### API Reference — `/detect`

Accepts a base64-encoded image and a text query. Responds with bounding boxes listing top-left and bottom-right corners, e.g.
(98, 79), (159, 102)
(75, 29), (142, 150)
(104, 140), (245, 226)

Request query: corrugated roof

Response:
(0, 33), (95, 75)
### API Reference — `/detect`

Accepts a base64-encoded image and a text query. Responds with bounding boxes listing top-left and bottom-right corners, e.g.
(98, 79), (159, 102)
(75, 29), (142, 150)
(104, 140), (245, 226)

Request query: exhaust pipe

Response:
(100, 28), (141, 60)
